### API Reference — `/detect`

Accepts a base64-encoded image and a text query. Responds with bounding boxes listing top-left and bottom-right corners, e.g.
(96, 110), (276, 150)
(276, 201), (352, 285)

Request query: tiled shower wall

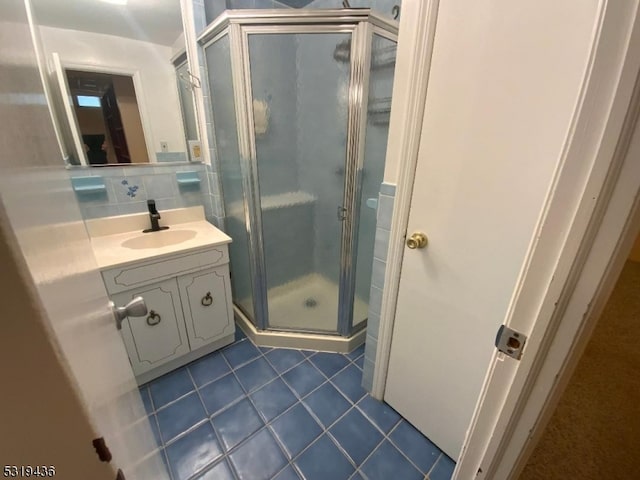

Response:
(204, 163), (225, 227)
(362, 182), (395, 391)
(69, 163), (224, 227)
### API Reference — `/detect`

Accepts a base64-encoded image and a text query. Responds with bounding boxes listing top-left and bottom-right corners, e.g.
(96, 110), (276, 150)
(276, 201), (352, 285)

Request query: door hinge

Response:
(92, 437), (112, 462)
(495, 325), (527, 360)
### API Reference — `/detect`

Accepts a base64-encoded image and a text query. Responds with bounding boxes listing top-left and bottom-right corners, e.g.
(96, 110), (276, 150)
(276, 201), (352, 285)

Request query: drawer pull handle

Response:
(201, 292), (213, 307)
(146, 310), (161, 326)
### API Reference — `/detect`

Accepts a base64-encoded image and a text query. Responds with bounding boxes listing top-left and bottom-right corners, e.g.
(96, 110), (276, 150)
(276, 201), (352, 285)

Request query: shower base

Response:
(235, 274), (368, 353)
(267, 274), (368, 332)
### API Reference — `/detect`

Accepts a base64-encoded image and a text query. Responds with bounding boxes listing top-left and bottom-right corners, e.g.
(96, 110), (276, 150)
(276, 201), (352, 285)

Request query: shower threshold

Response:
(235, 274), (367, 353)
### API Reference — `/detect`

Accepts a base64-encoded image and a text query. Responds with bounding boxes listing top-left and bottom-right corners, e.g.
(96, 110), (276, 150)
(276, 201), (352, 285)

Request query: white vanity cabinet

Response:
(112, 278), (190, 376)
(178, 266), (233, 351)
(101, 244), (235, 384)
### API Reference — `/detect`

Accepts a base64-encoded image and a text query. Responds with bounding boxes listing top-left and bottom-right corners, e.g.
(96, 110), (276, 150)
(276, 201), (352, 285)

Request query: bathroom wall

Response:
(362, 183), (395, 390)
(39, 25), (187, 159)
(204, 164), (224, 227)
(0, 1), (163, 475)
(69, 164), (222, 227)
(172, 32), (186, 57)
(0, 8), (113, 476)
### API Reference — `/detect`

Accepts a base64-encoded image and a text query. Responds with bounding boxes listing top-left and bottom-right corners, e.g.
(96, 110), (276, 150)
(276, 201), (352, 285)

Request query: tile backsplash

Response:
(69, 163), (223, 228)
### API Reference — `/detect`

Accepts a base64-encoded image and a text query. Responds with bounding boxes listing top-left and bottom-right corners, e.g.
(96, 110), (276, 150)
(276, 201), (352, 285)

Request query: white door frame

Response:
(482, 86), (640, 479)
(373, 0), (640, 477)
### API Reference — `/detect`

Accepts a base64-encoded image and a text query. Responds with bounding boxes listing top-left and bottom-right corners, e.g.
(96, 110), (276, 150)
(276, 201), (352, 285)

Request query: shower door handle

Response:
(337, 206), (347, 221)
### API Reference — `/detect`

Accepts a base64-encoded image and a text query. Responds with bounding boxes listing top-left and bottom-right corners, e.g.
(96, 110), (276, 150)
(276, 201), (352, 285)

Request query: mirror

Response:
(32, 0), (198, 166)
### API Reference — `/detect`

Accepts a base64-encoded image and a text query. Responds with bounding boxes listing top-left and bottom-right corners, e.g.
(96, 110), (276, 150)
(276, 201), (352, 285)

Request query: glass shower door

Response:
(205, 34), (256, 323)
(245, 30), (352, 333)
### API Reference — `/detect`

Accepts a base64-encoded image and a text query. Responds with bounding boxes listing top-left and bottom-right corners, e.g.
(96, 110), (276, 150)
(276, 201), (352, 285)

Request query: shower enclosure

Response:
(200, 9), (397, 346)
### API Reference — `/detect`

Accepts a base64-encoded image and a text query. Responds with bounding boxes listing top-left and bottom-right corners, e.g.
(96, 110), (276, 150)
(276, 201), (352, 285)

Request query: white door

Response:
(50, 52), (88, 165)
(384, 0), (604, 459)
(0, 3), (167, 477)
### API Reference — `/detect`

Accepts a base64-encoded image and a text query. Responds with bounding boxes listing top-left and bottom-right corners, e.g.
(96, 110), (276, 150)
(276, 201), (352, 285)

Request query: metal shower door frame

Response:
(200, 27), (261, 326)
(337, 20), (373, 336)
(239, 22), (360, 335)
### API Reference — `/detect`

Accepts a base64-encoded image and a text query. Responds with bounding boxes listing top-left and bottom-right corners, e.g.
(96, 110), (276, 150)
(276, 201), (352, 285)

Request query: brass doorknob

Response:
(406, 232), (428, 249)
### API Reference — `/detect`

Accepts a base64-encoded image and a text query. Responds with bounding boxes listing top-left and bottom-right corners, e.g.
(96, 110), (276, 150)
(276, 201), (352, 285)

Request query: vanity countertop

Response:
(88, 206), (231, 269)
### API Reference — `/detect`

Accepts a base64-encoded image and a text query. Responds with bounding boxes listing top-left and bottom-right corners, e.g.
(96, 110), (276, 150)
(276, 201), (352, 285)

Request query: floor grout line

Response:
(148, 385), (199, 415)
(382, 419), (440, 477)
(220, 346), (293, 476)
(220, 340), (362, 476)
(185, 367), (240, 480)
(425, 452), (445, 480)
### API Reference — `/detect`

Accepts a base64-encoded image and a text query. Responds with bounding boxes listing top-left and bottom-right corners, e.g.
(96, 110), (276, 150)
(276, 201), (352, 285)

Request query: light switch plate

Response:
(188, 140), (202, 162)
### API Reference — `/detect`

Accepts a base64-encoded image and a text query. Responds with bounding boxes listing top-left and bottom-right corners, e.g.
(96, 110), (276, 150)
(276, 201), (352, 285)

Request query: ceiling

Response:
(31, 0), (183, 46)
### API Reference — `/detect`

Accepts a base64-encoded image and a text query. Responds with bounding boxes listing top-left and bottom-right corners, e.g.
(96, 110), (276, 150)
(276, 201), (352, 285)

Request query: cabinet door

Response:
(113, 279), (190, 376)
(178, 266), (235, 350)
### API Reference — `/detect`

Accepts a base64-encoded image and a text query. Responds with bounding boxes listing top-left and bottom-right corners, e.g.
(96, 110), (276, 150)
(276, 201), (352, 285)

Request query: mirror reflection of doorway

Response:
(65, 70), (149, 164)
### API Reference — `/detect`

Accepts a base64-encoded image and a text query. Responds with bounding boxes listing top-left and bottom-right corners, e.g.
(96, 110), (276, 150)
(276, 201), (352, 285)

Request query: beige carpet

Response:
(519, 261), (640, 480)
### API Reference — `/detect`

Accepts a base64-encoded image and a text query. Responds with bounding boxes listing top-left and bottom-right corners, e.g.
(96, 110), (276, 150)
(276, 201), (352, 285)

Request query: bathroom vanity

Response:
(88, 206), (234, 384)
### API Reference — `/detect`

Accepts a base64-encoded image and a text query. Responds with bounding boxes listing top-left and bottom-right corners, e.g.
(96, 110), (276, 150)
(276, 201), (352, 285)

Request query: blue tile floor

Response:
(139, 329), (455, 480)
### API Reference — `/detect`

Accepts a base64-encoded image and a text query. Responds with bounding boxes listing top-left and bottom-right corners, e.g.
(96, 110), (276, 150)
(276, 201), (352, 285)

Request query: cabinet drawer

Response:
(113, 279), (190, 376)
(103, 246), (229, 294)
(178, 265), (234, 350)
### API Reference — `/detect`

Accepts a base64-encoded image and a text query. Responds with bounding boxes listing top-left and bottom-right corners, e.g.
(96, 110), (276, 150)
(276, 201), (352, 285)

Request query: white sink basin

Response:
(121, 229), (198, 250)
(87, 207), (233, 269)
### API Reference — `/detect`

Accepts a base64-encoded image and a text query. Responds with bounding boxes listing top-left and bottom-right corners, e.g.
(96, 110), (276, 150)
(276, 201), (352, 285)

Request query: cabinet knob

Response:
(146, 310), (162, 326)
(201, 292), (213, 307)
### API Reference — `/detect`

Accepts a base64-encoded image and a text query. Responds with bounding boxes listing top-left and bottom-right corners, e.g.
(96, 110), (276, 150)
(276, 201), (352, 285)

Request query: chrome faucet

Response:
(143, 199), (169, 233)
